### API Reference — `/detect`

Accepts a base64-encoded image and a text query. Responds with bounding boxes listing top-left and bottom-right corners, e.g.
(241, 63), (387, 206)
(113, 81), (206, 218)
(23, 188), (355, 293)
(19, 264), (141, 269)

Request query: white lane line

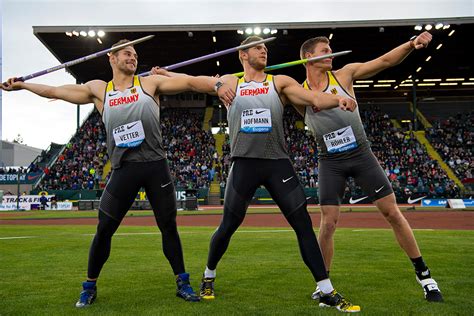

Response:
(236, 229), (294, 233)
(0, 236), (38, 240)
(82, 229), (296, 237)
(352, 228), (434, 232)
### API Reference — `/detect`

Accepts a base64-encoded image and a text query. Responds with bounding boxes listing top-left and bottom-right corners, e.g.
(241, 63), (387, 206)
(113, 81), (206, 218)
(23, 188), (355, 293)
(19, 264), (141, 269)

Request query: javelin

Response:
(139, 37), (276, 76)
(14, 35), (155, 82)
(232, 50), (352, 77)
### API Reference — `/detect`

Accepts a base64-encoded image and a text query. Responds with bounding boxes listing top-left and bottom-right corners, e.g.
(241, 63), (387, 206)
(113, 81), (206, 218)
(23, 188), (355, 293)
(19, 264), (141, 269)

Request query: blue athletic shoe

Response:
(75, 281), (97, 308)
(176, 273), (200, 302)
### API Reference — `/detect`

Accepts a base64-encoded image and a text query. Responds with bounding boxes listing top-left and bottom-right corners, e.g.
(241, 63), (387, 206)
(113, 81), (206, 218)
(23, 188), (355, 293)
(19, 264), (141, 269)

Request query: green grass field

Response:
(1, 223), (473, 315)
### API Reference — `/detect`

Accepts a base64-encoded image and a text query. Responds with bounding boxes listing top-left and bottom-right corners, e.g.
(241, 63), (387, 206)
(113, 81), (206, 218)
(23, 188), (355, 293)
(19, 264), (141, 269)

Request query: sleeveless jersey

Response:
(102, 76), (165, 169)
(227, 74), (288, 159)
(304, 71), (368, 157)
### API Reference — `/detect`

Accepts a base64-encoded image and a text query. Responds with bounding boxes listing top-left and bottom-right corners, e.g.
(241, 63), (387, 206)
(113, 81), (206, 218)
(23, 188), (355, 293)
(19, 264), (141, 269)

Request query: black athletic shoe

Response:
(75, 281), (97, 308)
(416, 269), (443, 302)
(200, 277), (215, 300)
(319, 290), (361, 313)
(176, 273), (200, 302)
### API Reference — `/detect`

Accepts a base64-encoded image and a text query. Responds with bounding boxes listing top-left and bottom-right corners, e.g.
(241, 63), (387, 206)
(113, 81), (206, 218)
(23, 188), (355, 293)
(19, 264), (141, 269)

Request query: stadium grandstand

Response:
(1, 21), (473, 209)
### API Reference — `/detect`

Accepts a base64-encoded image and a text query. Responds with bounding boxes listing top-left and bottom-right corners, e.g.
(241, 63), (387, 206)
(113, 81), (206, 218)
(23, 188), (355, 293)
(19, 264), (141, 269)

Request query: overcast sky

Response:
(1, 0), (472, 150)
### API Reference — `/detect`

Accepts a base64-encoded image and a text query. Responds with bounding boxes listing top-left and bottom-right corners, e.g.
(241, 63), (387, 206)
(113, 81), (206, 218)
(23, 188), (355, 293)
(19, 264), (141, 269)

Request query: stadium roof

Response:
(33, 18), (473, 101)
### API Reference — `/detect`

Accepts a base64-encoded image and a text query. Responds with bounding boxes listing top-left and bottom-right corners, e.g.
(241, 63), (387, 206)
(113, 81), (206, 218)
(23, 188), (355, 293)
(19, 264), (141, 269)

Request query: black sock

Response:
(410, 256), (428, 273)
(86, 279), (97, 284)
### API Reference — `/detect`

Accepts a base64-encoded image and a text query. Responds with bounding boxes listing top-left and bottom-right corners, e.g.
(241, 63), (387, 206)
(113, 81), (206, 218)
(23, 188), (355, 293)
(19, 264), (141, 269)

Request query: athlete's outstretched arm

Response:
(277, 75), (357, 112)
(150, 66), (188, 77)
(341, 31), (432, 80)
(1, 78), (104, 108)
(147, 74), (236, 105)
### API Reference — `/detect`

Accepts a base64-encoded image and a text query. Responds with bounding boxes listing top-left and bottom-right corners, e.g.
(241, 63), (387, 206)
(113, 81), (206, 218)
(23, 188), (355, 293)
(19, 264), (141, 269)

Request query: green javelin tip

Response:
(232, 50), (352, 77)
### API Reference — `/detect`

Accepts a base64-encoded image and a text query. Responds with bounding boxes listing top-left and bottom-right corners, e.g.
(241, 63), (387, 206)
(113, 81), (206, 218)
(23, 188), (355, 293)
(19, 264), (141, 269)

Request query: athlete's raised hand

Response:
(216, 81), (235, 106)
(1, 77), (24, 91)
(411, 31), (432, 50)
(150, 66), (170, 76)
(338, 97), (357, 112)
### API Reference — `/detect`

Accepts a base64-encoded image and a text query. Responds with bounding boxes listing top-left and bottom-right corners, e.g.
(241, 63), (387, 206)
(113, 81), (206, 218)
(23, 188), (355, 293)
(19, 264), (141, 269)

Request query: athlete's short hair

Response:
(239, 36), (264, 64)
(111, 39), (133, 55)
(300, 36), (330, 60)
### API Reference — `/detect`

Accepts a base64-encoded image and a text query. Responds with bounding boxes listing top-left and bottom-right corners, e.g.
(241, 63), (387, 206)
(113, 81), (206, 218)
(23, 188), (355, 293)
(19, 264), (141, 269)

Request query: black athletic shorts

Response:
(99, 159), (176, 221)
(227, 157), (306, 217)
(318, 146), (393, 205)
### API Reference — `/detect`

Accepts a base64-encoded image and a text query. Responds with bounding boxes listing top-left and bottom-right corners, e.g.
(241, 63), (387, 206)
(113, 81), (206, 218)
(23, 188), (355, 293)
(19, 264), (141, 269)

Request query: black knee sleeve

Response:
(223, 177), (251, 219)
(87, 211), (121, 279)
(285, 205), (328, 282)
(206, 182), (249, 270)
(99, 188), (129, 222)
(279, 184), (308, 218)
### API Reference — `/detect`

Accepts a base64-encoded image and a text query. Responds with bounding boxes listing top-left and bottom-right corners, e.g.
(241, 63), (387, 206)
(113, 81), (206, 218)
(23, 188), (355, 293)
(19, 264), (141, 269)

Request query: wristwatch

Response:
(409, 35), (417, 48)
(214, 81), (224, 92)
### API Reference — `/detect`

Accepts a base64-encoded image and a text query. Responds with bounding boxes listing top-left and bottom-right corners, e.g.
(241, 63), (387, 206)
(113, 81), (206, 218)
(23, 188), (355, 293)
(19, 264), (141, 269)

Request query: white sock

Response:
(204, 267), (216, 278)
(317, 278), (334, 294)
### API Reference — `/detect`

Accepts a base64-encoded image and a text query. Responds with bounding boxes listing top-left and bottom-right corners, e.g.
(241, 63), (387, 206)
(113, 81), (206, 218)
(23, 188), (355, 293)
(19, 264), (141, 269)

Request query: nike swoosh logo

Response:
(407, 196), (427, 204)
(375, 185), (385, 193)
(161, 181), (172, 188)
(127, 122), (138, 129)
(337, 127), (349, 136)
(109, 92), (119, 96)
(282, 176), (294, 183)
(349, 196), (368, 204)
(240, 84), (251, 88)
(255, 110), (267, 114)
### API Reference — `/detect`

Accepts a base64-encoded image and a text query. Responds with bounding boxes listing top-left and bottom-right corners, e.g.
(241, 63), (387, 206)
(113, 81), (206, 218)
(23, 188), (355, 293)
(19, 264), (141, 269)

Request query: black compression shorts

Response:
(318, 147), (393, 205)
(99, 160), (176, 221)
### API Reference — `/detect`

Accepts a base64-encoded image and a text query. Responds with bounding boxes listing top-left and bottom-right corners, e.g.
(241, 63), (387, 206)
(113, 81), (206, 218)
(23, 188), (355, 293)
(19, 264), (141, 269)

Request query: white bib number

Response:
(240, 108), (272, 133)
(113, 120), (145, 148)
(323, 126), (358, 153)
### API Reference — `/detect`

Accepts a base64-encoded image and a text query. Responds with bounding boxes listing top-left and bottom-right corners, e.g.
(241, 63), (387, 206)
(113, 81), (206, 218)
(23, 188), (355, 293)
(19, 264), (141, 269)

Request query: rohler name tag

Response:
(323, 125), (358, 153)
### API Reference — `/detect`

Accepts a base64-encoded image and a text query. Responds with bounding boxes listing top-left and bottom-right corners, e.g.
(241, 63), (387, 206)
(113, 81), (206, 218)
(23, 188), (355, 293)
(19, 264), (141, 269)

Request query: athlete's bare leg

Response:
(318, 205), (340, 269)
(374, 193), (421, 258)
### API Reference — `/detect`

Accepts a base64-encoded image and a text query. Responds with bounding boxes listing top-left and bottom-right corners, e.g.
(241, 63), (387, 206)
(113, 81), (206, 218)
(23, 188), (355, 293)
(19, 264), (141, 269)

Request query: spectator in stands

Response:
(39, 193), (48, 210)
(50, 195), (58, 210)
(427, 112), (473, 184)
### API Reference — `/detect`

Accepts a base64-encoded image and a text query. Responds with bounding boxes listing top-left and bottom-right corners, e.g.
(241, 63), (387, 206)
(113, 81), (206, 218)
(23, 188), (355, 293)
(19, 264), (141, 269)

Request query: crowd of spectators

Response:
(37, 111), (108, 191)
(284, 107), (319, 188)
(30, 105), (468, 200)
(0, 166), (28, 174)
(362, 107), (460, 199)
(161, 108), (219, 189)
(282, 106), (461, 199)
(0, 162), (42, 174)
(217, 133), (231, 188)
(426, 112), (473, 183)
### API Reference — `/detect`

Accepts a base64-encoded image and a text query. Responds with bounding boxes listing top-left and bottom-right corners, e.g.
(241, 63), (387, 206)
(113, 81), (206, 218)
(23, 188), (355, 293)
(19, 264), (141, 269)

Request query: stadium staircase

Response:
(295, 120), (305, 129)
(100, 160), (112, 187)
(409, 102), (433, 129)
(203, 107), (214, 131)
(413, 131), (465, 190)
(33, 143), (66, 189)
(208, 132), (226, 205)
(390, 119), (402, 129)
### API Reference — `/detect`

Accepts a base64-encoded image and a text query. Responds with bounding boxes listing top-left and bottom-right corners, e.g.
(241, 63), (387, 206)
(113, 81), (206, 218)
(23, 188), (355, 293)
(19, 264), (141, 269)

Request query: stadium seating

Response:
(35, 103), (467, 200)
